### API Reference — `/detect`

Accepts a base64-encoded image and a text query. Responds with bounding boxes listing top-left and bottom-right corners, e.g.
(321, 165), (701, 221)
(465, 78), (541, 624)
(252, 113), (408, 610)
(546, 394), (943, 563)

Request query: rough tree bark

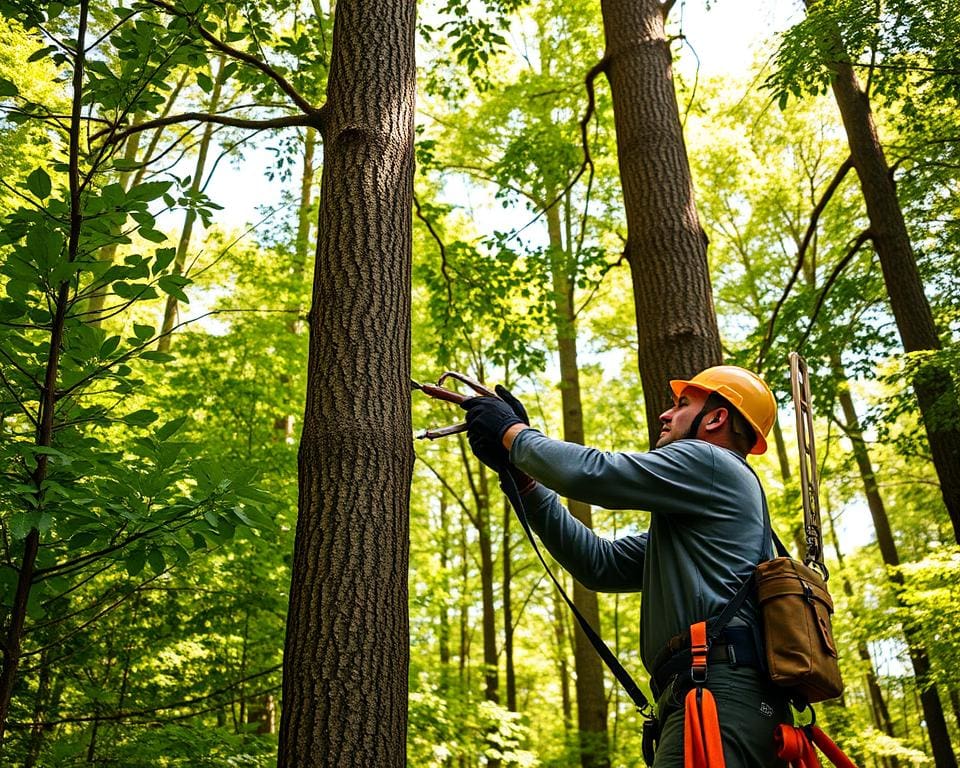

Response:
(813, 7), (960, 546)
(598, 0), (723, 443)
(276, 0), (416, 763)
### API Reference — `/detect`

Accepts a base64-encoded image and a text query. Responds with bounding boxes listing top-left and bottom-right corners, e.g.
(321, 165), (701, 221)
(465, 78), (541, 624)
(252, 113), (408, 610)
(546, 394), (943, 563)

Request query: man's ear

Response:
(703, 408), (728, 432)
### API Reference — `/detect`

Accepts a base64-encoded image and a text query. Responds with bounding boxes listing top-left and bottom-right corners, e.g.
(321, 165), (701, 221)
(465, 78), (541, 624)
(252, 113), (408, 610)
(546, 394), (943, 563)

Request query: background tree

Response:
(596, 0), (723, 441)
(771, 0), (960, 551)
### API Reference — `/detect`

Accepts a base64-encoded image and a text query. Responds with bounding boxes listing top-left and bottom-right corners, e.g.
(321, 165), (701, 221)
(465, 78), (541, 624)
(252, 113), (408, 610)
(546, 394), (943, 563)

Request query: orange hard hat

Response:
(670, 366), (776, 454)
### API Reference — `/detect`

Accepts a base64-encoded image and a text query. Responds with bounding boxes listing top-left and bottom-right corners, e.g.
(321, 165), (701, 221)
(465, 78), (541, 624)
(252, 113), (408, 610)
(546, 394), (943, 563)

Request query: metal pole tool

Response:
(789, 352), (828, 580)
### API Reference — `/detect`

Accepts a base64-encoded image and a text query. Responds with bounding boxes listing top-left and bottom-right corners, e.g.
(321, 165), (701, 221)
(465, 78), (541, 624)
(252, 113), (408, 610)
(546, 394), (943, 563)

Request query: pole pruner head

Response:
(412, 371), (499, 440)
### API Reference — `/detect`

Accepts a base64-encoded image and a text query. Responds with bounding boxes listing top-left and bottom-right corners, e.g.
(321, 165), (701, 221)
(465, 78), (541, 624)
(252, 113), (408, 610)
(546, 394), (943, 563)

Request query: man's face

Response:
(655, 386), (709, 449)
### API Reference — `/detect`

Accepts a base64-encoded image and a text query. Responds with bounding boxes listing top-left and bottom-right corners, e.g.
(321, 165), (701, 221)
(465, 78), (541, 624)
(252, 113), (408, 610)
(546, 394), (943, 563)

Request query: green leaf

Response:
(133, 323), (154, 340)
(152, 247), (177, 274)
(0, 566), (17, 597)
(196, 71), (213, 93)
(122, 409), (159, 427)
(9, 511), (40, 539)
(25, 223), (64, 267)
(32, 445), (71, 462)
(138, 228), (167, 243)
(164, 542), (190, 565)
(26, 168), (52, 200)
(146, 548), (165, 576)
(27, 45), (55, 63)
(69, 531), (98, 549)
(26, 590), (46, 619)
(156, 416), (188, 441)
(125, 548), (146, 577)
(126, 181), (172, 203)
(99, 335), (121, 357)
(113, 281), (150, 299)
(157, 275), (190, 303)
(0, 77), (19, 97)
(140, 351), (175, 364)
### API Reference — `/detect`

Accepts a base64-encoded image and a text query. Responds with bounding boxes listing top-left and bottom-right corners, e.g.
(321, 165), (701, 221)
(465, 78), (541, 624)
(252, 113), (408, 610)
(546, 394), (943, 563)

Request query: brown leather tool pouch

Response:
(755, 557), (843, 703)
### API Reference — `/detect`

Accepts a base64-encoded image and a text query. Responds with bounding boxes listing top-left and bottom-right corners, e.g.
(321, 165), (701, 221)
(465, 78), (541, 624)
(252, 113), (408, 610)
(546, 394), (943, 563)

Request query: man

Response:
(461, 365), (790, 768)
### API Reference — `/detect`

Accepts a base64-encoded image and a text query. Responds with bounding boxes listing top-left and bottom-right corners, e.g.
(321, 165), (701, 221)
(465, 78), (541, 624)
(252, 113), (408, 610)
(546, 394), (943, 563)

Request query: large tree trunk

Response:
(817, 25), (960, 545)
(833, 364), (956, 768)
(546, 204), (610, 768)
(599, 0), (722, 443)
(276, 0), (416, 763)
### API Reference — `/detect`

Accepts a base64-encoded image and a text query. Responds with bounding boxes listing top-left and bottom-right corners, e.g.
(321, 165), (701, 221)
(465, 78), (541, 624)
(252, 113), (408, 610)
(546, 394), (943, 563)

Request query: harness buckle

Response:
(689, 621), (710, 685)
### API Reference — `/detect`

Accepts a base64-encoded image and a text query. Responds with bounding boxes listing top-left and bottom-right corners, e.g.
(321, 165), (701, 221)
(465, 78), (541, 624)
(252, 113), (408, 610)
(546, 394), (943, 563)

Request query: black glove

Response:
(462, 389), (535, 493)
(468, 427), (536, 494)
(467, 426), (510, 471)
(461, 396), (526, 442)
(495, 385), (530, 425)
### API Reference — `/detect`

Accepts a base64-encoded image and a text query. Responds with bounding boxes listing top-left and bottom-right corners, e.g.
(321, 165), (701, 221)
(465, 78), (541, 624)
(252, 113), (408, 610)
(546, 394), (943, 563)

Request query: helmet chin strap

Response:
(685, 406), (711, 442)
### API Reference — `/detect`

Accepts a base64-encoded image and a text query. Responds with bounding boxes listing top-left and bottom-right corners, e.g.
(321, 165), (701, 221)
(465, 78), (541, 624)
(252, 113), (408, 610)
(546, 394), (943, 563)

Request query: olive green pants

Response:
(652, 665), (792, 768)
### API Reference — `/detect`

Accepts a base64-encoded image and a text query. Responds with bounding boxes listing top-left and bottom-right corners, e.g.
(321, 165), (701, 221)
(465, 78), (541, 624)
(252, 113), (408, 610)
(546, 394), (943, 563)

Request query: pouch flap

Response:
(756, 557), (834, 612)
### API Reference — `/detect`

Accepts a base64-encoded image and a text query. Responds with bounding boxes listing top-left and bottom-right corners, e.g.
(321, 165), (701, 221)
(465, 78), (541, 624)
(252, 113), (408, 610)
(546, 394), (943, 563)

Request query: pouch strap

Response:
(708, 468), (789, 646)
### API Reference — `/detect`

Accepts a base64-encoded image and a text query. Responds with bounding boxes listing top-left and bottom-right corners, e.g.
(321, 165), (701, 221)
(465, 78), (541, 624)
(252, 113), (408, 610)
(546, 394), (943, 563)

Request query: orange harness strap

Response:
(776, 725), (860, 768)
(683, 622), (726, 768)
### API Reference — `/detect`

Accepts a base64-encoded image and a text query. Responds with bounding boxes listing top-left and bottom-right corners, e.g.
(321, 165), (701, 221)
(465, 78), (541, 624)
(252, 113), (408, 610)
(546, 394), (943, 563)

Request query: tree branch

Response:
(93, 111), (320, 146)
(796, 229), (873, 351)
(756, 155), (854, 371)
(144, 0), (323, 117)
(416, 454), (479, 530)
(413, 194), (453, 306)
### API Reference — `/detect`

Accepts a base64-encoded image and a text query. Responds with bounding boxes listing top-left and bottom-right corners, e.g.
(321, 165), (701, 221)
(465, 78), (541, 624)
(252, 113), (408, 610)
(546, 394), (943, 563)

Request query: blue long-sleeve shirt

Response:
(510, 430), (772, 671)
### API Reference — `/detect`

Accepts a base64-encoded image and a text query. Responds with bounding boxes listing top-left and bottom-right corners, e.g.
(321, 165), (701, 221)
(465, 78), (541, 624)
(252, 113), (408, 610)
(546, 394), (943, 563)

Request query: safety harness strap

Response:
(684, 621), (726, 768)
(690, 620), (709, 683)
